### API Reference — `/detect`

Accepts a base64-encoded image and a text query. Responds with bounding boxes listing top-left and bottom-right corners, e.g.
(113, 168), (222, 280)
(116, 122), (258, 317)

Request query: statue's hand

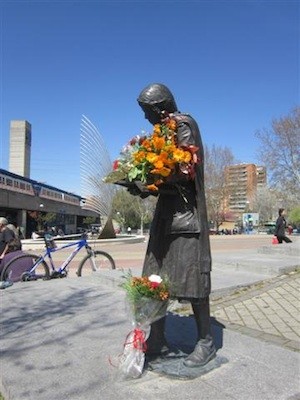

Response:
(127, 181), (157, 198)
(127, 185), (142, 196)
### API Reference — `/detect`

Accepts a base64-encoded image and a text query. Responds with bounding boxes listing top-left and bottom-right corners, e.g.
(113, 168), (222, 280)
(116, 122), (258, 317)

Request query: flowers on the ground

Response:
(103, 116), (199, 191)
(118, 271), (170, 379)
(121, 272), (170, 303)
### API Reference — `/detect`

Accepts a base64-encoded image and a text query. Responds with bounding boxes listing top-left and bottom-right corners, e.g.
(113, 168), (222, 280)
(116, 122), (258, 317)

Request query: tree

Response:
(289, 206), (300, 227)
(252, 186), (278, 222)
(255, 107), (300, 199)
(204, 144), (236, 229)
(28, 211), (56, 231)
(83, 216), (97, 226)
(112, 189), (133, 231)
(111, 188), (156, 232)
(133, 195), (157, 234)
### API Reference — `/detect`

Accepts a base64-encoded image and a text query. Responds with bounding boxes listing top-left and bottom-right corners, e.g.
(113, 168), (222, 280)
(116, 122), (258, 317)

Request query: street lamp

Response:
(37, 204), (44, 231)
(116, 211), (124, 232)
(245, 201), (250, 212)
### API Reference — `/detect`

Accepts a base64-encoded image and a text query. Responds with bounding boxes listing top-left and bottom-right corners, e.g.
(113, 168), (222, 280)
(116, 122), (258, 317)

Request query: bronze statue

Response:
(130, 83), (216, 367)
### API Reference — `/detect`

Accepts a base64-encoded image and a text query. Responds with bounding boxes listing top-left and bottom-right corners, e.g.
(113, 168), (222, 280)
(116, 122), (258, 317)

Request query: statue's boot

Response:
(146, 317), (169, 356)
(184, 298), (216, 367)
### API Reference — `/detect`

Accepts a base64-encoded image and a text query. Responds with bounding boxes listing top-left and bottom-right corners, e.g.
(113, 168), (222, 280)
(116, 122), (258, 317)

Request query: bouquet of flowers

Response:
(103, 116), (199, 192)
(118, 272), (170, 379)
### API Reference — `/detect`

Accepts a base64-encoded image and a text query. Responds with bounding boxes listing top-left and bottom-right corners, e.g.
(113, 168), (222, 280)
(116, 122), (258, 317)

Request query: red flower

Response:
(113, 160), (119, 170)
(150, 281), (160, 289)
(138, 136), (147, 145)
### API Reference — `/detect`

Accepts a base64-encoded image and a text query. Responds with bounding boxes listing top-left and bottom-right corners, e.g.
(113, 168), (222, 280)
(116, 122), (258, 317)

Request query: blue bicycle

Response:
(0, 234), (116, 282)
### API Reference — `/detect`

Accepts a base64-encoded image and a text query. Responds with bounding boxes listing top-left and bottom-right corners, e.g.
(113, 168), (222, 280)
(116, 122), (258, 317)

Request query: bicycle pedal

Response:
(51, 271), (62, 279)
(51, 271), (67, 279)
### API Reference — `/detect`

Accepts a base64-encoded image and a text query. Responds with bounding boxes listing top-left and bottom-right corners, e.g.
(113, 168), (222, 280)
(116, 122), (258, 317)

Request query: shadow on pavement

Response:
(165, 312), (225, 354)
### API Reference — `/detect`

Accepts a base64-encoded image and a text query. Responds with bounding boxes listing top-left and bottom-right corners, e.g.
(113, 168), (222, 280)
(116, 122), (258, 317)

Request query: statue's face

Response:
(140, 104), (161, 125)
(138, 83), (177, 125)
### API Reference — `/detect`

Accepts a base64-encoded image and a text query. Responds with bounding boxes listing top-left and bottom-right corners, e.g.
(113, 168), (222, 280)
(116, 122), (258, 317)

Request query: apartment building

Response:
(224, 163), (267, 215)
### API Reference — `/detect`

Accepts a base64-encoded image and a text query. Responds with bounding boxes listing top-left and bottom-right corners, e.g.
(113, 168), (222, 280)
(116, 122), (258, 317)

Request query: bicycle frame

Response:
(32, 238), (91, 275)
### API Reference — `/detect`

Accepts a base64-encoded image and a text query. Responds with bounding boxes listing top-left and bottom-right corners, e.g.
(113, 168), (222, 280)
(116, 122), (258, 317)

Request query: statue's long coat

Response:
(142, 113), (212, 300)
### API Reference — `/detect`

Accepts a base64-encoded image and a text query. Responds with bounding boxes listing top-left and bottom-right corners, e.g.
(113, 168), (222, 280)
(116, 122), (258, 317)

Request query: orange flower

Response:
(141, 139), (152, 151)
(150, 166), (172, 177)
(104, 116), (199, 190)
(152, 136), (165, 150)
(147, 183), (159, 191)
(153, 159), (164, 169)
(159, 291), (169, 301)
(166, 119), (177, 131)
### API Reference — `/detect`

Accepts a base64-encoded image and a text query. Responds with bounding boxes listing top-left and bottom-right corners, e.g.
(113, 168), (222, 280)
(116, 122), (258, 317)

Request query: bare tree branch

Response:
(255, 107), (300, 198)
(204, 144), (236, 229)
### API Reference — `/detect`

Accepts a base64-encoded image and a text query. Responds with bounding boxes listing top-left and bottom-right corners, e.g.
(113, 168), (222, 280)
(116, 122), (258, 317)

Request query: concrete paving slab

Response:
(212, 251), (300, 275)
(1, 276), (300, 400)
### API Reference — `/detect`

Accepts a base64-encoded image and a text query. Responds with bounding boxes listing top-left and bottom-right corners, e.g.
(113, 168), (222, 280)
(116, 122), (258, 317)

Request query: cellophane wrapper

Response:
(119, 296), (168, 379)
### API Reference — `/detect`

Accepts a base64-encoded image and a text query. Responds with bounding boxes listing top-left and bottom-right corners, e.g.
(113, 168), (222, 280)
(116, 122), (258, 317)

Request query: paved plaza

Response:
(0, 234), (299, 399)
(173, 270), (300, 353)
(211, 271), (300, 351)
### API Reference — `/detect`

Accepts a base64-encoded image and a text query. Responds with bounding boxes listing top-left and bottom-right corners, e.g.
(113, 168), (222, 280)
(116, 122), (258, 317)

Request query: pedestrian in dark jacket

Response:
(130, 83), (216, 367)
(274, 208), (292, 244)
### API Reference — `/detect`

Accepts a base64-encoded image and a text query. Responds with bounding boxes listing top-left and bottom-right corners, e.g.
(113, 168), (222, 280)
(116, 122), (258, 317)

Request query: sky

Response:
(0, 0), (299, 195)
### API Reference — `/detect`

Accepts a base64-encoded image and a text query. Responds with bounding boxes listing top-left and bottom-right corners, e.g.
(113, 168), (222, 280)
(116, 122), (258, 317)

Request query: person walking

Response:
(274, 208), (292, 244)
(129, 83), (216, 368)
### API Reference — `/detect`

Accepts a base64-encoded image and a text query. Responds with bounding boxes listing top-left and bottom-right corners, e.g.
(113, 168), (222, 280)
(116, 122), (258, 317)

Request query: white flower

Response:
(148, 274), (163, 284)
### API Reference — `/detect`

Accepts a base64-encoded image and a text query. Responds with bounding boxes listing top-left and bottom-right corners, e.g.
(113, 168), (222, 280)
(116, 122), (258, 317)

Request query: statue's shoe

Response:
(183, 339), (216, 368)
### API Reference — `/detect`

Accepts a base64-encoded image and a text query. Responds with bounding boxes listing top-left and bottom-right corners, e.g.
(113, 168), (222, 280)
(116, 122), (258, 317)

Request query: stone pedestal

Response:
(146, 350), (228, 380)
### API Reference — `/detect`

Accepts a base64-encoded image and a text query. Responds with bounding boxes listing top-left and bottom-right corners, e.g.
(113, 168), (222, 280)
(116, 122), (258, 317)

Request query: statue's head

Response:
(137, 83), (178, 124)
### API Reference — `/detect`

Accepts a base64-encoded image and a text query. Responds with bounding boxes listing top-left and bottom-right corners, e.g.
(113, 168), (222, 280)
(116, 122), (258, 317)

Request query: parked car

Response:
(258, 222), (276, 235)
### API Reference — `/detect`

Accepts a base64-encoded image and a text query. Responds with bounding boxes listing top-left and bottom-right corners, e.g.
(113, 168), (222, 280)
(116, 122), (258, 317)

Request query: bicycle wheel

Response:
(1, 253), (50, 282)
(76, 250), (116, 277)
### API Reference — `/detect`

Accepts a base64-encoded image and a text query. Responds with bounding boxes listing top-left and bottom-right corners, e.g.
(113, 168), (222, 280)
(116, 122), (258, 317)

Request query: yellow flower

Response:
(133, 151), (146, 163)
(173, 148), (186, 162)
(154, 124), (161, 134)
(183, 151), (192, 163)
(146, 152), (159, 164)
